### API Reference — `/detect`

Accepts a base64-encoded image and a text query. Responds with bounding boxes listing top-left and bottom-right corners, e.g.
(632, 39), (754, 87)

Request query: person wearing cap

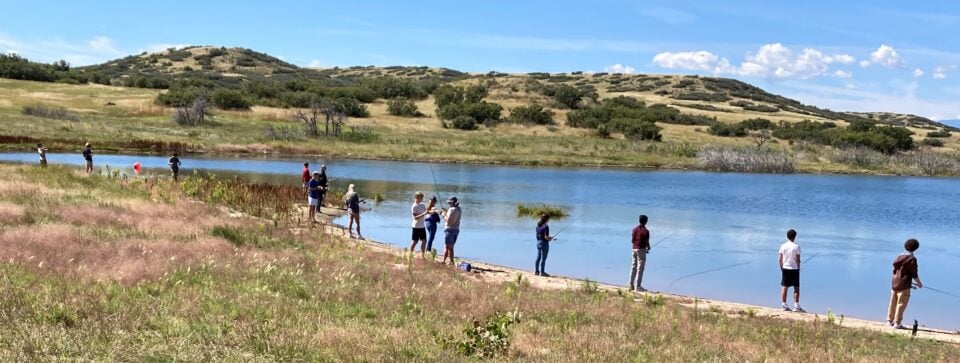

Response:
(307, 171), (322, 225)
(424, 196), (441, 255)
(344, 184), (362, 238)
(441, 196), (461, 265)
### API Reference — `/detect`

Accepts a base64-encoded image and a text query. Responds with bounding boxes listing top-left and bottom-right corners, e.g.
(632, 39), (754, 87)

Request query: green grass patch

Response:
(211, 225), (303, 249)
(515, 203), (569, 218)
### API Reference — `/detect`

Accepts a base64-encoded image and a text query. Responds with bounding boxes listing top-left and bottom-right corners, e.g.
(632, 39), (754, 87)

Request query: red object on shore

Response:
(133, 162), (141, 174)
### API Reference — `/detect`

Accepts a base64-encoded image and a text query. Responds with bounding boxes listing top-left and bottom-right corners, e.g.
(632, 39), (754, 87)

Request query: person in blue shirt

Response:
(307, 171), (322, 225)
(424, 196), (442, 255)
(535, 214), (555, 276)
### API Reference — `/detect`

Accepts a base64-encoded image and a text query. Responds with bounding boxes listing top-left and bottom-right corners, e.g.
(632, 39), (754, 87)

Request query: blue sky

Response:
(1, 0), (959, 120)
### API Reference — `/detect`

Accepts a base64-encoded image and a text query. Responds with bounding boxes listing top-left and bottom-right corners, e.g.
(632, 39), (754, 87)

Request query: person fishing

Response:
(888, 238), (922, 329)
(409, 191), (429, 258)
(316, 165), (328, 213)
(441, 196), (461, 266)
(344, 184), (362, 239)
(535, 214), (555, 277)
(307, 171), (322, 225)
(168, 153), (181, 181)
(629, 214), (651, 292)
(778, 229), (805, 312)
(37, 143), (47, 168)
(82, 142), (93, 174)
(301, 162), (311, 195)
(424, 196), (441, 255)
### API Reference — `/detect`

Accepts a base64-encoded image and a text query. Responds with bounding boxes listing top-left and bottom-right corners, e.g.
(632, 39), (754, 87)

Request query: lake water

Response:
(3, 152), (959, 330)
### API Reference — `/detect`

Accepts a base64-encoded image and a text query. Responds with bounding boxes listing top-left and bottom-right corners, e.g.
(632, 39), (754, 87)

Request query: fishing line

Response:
(915, 284), (960, 299)
(668, 262), (753, 289)
(428, 163), (442, 200)
(802, 252), (821, 264)
(651, 231), (676, 248)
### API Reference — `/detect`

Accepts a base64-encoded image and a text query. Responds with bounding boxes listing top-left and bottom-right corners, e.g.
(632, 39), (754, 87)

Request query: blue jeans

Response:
(444, 229), (459, 246)
(535, 240), (549, 273)
(425, 221), (438, 251)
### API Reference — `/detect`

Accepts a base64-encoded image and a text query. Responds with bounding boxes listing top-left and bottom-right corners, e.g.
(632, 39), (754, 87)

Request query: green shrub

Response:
(708, 122), (747, 137)
(516, 204), (568, 218)
(740, 118), (774, 130)
(922, 138), (944, 147)
(927, 130), (952, 138)
(508, 104), (553, 125)
(552, 84), (582, 109)
(386, 97), (420, 117)
(22, 104), (80, 121)
(673, 92), (731, 102)
(445, 115), (478, 130)
(331, 97), (369, 118)
(440, 311), (521, 358)
(729, 100), (754, 107)
(743, 104), (779, 113)
(608, 118), (662, 141)
(211, 89), (251, 110)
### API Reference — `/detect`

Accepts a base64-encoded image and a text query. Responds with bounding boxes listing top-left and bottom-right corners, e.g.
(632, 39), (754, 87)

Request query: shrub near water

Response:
(22, 104), (80, 121)
(698, 146), (795, 173)
(516, 204), (569, 218)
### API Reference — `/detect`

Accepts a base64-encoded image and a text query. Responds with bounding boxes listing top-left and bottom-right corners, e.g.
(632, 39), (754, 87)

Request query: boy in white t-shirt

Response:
(778, 229), (804, 312)
(409, 192), (429, 258)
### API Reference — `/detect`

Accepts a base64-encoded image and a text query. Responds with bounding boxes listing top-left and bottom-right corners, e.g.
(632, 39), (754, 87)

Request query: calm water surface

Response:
(3, 152), (958, 329)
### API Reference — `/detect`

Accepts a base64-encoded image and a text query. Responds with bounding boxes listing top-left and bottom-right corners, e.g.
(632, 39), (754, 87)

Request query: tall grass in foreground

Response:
(697, 146), (795, 173)
(829, 147), (960, 176)
(2, 164), (959, 361)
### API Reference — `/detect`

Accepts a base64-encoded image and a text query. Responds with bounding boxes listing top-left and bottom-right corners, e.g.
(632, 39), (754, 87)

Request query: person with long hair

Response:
(424, 196), (441, 255)
(535, 214), (554, 276)
(344, 184), (362, 238)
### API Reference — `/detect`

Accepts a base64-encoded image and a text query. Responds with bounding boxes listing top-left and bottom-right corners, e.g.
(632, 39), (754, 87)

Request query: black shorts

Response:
(412, 228), (427, 241)
(781, 269), (800, 287)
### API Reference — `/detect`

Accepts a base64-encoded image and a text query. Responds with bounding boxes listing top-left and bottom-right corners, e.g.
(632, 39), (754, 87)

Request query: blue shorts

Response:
(444, 229), (460, 246)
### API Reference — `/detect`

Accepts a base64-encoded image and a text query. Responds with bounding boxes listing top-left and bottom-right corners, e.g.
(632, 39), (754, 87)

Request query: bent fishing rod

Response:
(914, 284), (960, 299)
(429, 163), (442, 200)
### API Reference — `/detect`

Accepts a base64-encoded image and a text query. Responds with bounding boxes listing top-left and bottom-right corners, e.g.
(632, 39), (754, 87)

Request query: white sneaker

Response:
(781, 305), (792, 312)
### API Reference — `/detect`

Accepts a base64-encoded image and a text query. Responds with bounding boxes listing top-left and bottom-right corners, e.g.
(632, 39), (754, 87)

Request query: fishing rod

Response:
(915, 284), (960, 299)
(651, 232), (676, 248)
(668, 262), (753, 289)
(802, 252), (821, 264)
(428, 163), (442, 200)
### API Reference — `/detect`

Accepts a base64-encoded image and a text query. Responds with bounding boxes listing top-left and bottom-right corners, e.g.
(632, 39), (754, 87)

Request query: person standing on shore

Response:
(37, 143), (47, 168)
(629, 215), (651, 292)
(316, 165), (328, 213)
(778, 229), (805, 312)
(888, 239), (922, 329)
(301, 162), (311, 195)
(168, 153), (181, 181)
(82, 142), (93, 174)
(424, 196), (441, 254)
(307, 171), (322, 225)
(409, 192), (429, 257)
(441, 196), (461, 266)
(344, 184), (362, 239)
(535, 214), (554, 277)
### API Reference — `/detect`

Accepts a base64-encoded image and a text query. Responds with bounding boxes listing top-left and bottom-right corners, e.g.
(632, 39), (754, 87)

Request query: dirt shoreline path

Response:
(309, 206), (959, 345)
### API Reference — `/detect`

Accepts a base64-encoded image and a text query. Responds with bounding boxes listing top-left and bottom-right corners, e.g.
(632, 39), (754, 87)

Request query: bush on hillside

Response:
(708, 122), (747, 137)
(444, 115), (478, 130)
(927, 130), (952, 138)
(552, 84), (582, 109)
(740, 118), (774, 130)
(743, 104), (779, 113)
(607, 118), (662, 141)
(922, 138), (945, 147)
(508, 104), (554, 125)
(386, 97), (420, 117)
(212, 89), (252, 110)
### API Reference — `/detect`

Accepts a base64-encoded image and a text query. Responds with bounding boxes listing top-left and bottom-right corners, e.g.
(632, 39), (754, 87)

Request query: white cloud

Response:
(653, 44), (863, 80)
(913, 68), (925, 77)
(834, 70), (852, 78)
(932, 65), (955, 79)
(0, 31), (125, 65)
(870, 44), (903, 68)
(779, 81), (960, 120)
(306, 59), (324, 68)
(834, 54), (856, 64)
(143, 43), (191, 53)
(845, 84), (857, 89)
(604, 63), (636, 74)
(651, 50), (732, 74)
(859, 60), (871, 68)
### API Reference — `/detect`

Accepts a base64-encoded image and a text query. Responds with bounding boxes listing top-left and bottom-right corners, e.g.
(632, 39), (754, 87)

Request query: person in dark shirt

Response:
(630, 214), (651, 292)
(344, 184), (362, 239)
(168, 153), (182, 181)
(535, 214), (554, 276)
(424, 196), (441, 254)
(307, 171), (322, 225)
(82, 143), (93, 174)
(888, 239), (922, 329)
(316, 165), (328, 213)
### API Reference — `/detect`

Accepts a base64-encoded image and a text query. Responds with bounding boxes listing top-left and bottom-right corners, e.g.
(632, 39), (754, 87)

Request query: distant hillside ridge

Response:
(0, 45), (951, 130)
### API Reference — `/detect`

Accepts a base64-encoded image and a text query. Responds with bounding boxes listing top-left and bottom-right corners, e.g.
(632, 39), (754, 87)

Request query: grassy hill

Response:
(2, 46), (960, 176)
